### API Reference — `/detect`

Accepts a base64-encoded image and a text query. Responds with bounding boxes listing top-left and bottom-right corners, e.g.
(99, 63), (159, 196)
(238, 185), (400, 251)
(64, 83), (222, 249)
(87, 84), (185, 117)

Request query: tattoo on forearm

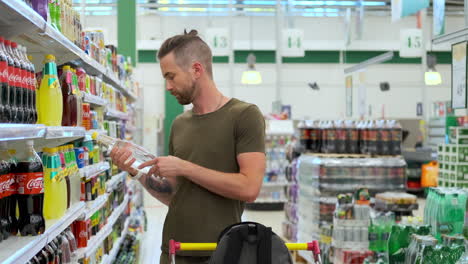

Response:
(146, 175), (173, 194)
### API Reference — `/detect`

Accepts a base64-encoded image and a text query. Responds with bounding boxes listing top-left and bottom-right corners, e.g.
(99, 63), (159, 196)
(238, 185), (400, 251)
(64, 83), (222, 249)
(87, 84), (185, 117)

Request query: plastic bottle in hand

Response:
(92, 132), (155, 176)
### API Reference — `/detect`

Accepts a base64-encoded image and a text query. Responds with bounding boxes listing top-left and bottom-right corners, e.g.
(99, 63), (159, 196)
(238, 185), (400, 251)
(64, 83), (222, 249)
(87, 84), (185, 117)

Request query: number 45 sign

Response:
(206, 28), (230, 56)
(400, 28), (423, 58)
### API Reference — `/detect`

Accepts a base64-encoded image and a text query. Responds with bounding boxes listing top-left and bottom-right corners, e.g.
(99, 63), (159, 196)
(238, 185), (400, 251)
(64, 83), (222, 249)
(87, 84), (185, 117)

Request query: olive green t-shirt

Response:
(161, 98), (265, 257)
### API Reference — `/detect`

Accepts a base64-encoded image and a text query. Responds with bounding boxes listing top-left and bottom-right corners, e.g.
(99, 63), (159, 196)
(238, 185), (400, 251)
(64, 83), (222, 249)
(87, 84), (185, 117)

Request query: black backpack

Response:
(209, 222), (293, 264)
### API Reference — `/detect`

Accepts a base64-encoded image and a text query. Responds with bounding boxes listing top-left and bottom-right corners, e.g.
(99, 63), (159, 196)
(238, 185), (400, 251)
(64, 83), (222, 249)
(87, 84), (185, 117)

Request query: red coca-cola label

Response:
(14, 67), (21, 88)
(0, 173), (17, 197)
(301, 129), (310, 140)
(0, 61), (7, 83)
(21, 70), (29, 90)
(7, 66), (14, 86)
(381, 130), (390, 142)
(368, 130), (377, 141)
(16, 172), (44, 195)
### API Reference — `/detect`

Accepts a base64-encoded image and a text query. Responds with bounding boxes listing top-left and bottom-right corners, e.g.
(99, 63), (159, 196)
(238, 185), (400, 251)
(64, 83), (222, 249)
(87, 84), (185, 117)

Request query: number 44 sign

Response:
(400, 28), (423, 58)
(205, 28), (230, 56)
(282, 29), (305, 57)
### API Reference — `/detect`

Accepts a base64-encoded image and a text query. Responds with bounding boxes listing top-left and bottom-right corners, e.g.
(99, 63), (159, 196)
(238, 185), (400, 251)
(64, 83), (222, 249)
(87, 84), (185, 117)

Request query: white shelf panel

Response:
(0, 202), (86, 264)
(106, 171), (127, 192)
(85, 193), (109, 220)
(0, 0), (134, 100)
(82, 93), (108, 107)
(80, 162), (110, 180)
(45, 126), (86, 139)
(0, 124), (46, 141)
(105, 109), (130, 121)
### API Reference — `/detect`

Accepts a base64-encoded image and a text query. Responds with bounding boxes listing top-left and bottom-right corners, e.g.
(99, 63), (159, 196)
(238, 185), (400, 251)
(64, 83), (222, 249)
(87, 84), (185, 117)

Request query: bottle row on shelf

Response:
(0, 36), (130, 127)
(298, 120), (403, 156)
(20, 0), (136, 95)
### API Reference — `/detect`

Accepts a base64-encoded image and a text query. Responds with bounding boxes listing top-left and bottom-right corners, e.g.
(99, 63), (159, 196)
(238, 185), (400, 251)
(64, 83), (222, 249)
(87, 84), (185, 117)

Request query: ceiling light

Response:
(425, 71), (442, 86)
(241, 53), (262, 85)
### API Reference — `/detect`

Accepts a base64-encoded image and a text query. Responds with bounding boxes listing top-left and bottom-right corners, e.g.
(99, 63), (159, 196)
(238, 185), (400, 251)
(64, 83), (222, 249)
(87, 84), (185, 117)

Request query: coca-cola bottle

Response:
(24, 51), (38, 124)
(359, 121), (368, 154)
(310, 120), (320, 153)
(7, 149), (18, 235)
(3, 40), (16, 123)
(298, 121), (309, 151)
(367, 120), (378, 155)
(378, 120), (391, 155)
(7, 42), (25, 123)
(320, 121), (327, 153)
(18, 45), (34, 124)
(14, 140), (45, 236)
(327, 120), (337, 154)
(389, 120), (402, 155)
(335, 120), (346, 154)
(0, 37), (10, 123)
(346, 120), (359, 154)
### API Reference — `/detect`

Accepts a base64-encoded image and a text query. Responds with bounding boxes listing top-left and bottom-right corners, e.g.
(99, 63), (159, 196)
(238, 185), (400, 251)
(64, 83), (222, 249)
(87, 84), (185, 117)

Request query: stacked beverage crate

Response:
(296, 154), (407, 263)
(437, 127), (468, 188)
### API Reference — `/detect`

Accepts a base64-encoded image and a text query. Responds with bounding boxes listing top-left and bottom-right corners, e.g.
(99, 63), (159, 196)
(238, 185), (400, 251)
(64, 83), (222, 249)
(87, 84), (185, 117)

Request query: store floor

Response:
(140, 191), (284, 264)
(140, 191), (426, 264)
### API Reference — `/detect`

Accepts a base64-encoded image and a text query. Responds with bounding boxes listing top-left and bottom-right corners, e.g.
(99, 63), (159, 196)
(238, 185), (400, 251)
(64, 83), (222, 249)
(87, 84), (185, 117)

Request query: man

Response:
(110, 29), (266, 264)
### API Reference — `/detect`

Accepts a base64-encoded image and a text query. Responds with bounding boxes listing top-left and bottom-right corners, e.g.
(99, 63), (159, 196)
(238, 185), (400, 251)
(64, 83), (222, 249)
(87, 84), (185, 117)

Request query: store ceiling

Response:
(73, 0), (466, 16)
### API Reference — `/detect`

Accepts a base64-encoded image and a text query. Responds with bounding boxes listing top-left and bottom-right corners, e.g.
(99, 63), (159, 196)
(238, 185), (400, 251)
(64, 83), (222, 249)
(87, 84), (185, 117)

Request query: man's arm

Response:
(142, 152), (265, 203)
(137, 173), (174, 206)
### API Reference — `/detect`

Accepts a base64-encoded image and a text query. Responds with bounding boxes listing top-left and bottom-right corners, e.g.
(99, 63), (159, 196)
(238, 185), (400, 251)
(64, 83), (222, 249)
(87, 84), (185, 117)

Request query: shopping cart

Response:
(168, 239), (322, 264)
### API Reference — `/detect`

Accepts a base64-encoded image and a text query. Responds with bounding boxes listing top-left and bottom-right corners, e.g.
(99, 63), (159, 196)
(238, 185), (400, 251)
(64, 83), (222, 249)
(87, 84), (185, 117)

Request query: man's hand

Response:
(109, 143), (138, 176)
(138, 156), (186, 178)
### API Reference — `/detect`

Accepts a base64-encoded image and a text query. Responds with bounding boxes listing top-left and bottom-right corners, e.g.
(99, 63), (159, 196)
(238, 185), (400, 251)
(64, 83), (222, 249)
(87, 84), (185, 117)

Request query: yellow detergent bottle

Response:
(37, 54), (62, 126)
(43, 147), (67, 219)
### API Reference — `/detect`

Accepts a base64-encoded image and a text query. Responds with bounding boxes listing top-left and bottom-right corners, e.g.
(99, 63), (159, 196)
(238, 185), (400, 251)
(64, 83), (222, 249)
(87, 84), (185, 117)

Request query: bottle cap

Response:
(63, 65), (71, 71)
(91, 131), (99, 140)
(51, 147), (58, 153)
(0, 37), (3, 42)
(4, 40), (10, 46)
(45, 54), (56, 61)
(11, 42), (17, 48)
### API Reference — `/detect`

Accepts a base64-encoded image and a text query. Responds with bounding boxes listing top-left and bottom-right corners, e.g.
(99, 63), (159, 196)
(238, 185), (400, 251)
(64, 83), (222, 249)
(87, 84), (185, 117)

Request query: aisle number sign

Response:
(400, 29), (422, 58)
(206, 28), (230, 56)
(282, 29), (304, 57)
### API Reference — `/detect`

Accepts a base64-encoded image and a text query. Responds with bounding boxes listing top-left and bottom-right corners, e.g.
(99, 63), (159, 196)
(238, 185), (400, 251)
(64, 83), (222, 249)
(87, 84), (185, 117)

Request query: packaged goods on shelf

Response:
(424, 188), (467, 241)
(298, 119), (403, 156)
(368, 212), (395, 253)
(374, 192), (419, 214)
(438, 137), (468, 188)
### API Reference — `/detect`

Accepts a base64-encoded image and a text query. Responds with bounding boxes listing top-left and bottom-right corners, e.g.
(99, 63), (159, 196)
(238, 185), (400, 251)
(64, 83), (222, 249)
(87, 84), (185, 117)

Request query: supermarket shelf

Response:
(0, 124), (46, 141)
(82, 92), (108, 107)
(45, 126), (86, 139)
(85, 193), (109, 219)
(76, 195), (129, 259)
(262, 181), (290, 187)
(106, 171), (127, 191)
(80, 161), (110, 180)
(100, 218), (130, 264)
(105, 109), (130, 120)
(0, 0), (134, 99)
(0, 202), (86, 264)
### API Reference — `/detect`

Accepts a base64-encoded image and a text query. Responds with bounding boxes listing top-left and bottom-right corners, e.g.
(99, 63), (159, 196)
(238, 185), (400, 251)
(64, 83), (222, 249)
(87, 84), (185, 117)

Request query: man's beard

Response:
(175, 82), (195, 105)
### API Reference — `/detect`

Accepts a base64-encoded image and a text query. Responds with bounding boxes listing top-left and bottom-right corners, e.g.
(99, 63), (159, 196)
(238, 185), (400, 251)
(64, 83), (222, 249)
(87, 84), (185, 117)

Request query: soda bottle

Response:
(3, 40), (19, 123)
(345, 120), (358, 154)
(298, 121), (308, 151)
(311, 120), (321, 153)
(389, 120), (402, 155)
(335, 120), (346, 154)
(19, 46), (36, 124)
(61, 145), (71, 208)
(60, 65), (78, 126)
(16, 45), (30, 123)
(7, 149), (18, 235)
(326, 121), (337, 153)
(43, 147), (66, 219)
(0, 144), (11, 241)
(0, 37), (10, 123)
(26, 54), (38, 124)
(367, 120), (378, 155)
(359, 121), (368, 155)
(71, 68), (82, 127)
(9, 42), (27, 123)
(377, 120), (391, 155)
(15, 140), (45, 236)
(37, 54), (63, 126)
(36, 250), (49, 264)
